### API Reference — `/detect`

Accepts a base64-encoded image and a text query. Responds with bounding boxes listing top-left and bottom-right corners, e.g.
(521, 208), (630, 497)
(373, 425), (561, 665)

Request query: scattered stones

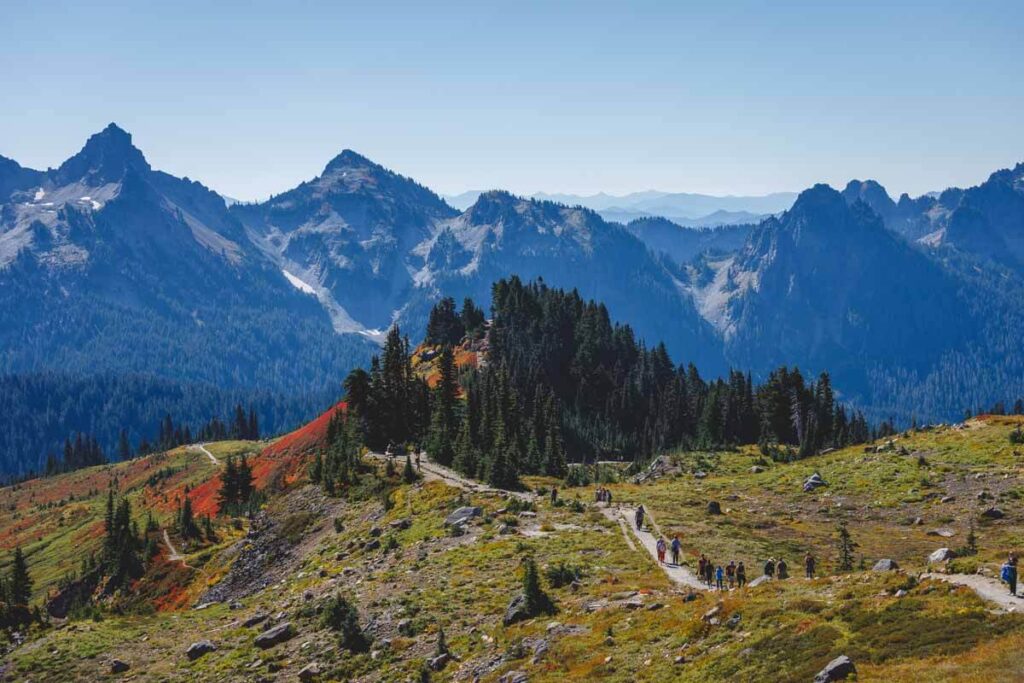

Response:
(803, 472), (828, 492)
(872, 559), (899, 572)
(646, 602), (664, 611)
(499, 671), (528, 683)
(303, 590), (314, 601)
(623, 597), (645, 610)
(693, 471), (708, 479)
(445, 506), (483, 527)
(429, 653), (450, 671)
(750, 466), (765, 474)
(674, 655), (686, 665)
(364, 539), (381, 552)
(298, 662), (322, 682)
(726, 613), (741, 629)
(369, 527), (382, 537)
(981, 507), (1005, 520)
(814, 655), (856, 682)
(397, 618), (414, 636)
(895, 589), (908, 597)
(928, 529), (955, 538)
(706, 501), (722, 515)
(243, 612), (270, 628)
(228, 600), (242, 610)
(254, 622), (294, 649)
(702, 605), (721, 622)
(389, 518), (412, 530)
(940, 495), (956, 503)
(186, 640), (217, 661)
(929, 548), (954, 563)
(109, 659), (130, 673)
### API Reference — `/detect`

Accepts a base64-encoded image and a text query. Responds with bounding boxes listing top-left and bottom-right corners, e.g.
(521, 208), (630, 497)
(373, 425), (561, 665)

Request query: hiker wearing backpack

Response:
(804, 553), (816, 579)
(1002, 556), (1018, 597)
(635, 505), (645, 530)
(715, 565), (725, 590)
(656, 538), (667, 564)
(764, 558), (775, 578)
(725, 560), (736, 588)
(698, 555), (707, 579)
(671, 535), (682, 566)
(777, 558), (789, 580)
(736, 561), (747, 587)
(704, 560), (715, 587)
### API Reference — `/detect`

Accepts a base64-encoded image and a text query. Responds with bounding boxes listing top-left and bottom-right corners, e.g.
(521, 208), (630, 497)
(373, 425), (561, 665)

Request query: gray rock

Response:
(109, 659), (130, 673)
(872, 559), (899, 571)
(369, 527), (383, 537)
(243, 612), (269, 628)
(298, 662), (322, 682)
(803, 473), (827, 492)
(981, 507), (1005, 519)
(389, 518), (412, 530)
(397, 618), (414, 636)
(929, 547), (954, 563)
(693, 471), (708, 479)
(814, 655), (856, 682)
(186, 640), (217, 661)
(429, 653), (450, 671)
(445, 506), (483, 527)
(748, 575), (772, 588)
(928, 528), (955, 538)
(364, 538), (381, 551)
(504, 593), (531, 626)
(254, 622), (294, 649)
(750, 465), (765, 474)
(706, 501), (722, 515)
(499, 672), (529, 683)
(940, 495), (956, 503)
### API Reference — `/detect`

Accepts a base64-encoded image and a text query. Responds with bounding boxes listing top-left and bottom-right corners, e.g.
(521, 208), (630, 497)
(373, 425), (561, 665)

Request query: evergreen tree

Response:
(218, 455), (239, 514)
(118, 429), (132, 461)
(7, 547), (32, 607)
(835, 522), (857, 572)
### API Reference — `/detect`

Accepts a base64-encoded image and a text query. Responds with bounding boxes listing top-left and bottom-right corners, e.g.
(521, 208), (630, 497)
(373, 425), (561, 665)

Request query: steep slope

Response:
(626, 217), (751, 264)
(0, 125), (375, 472)
(231, 150), (459, 335)
(713, 185), (971, 414)
(407, 191), (724, 369)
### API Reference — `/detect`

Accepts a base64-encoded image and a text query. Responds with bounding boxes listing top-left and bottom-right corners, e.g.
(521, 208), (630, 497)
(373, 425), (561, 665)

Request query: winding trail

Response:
(366, 451), (534, 502)
(191, 443), (219, 466)
(163, 529), (191, 568)
(601, 504), (708, 591)
(922, 573), (1023, 612)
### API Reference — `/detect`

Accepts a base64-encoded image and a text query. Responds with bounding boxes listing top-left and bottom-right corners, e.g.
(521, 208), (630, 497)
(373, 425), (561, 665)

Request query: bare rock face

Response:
(298, 662), (322, 682)
(872, 559), (899, 571)
(445, 506), (483, 527)
(929, 547), (954, 563)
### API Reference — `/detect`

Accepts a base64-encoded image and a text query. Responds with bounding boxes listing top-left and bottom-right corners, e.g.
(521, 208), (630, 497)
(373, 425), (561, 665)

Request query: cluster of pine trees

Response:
(43, 432), (108, 476)
(102, 490), (145, 591)
(155, 405), (259, 452)
(216, 453), (257, 516)
(0, 547), (35, 628)
(340, 278), (871, 486)
(425, 296), (486, 346)
(310, 412), (362, 495)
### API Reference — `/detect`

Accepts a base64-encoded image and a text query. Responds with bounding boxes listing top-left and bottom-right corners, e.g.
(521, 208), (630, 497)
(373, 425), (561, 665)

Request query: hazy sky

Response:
(2, 1), (1022, 201)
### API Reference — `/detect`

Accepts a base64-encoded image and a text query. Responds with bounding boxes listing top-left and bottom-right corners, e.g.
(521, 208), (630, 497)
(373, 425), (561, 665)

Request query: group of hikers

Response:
(1001, 553), (1018, 596)
(635, 504), (819, 590)
(595, 486), (613, 505)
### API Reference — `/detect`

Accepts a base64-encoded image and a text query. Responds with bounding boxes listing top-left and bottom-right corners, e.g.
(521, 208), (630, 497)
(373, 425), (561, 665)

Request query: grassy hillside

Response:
(1, 416), (1023, 681)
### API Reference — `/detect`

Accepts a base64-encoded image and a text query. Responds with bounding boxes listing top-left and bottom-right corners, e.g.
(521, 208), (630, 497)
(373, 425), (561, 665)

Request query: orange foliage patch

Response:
(251, 401), (348, 489)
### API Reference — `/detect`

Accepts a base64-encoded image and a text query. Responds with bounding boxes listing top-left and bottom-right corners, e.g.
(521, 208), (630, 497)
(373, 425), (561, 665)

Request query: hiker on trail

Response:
(704, 559), (715, 587)
(1002, 556), (1018, 597)
(698, 555), (707, 578)
(551, 486), (558, 505)
(804, 553), (815, 579)
(777, 558), (789, 580)
(595, 487), (602, 503)
(635, 505), (645, 530)
(764, 558), (775, 578)
(606, 489), (612, 505)
(416, 452), (422, 471)
(671, 536), (682, 566)
(715, 565), (725, 590)
(656, 538), (667, 564)
(736, 562), (747, 587)
(726, 560), (736, 588)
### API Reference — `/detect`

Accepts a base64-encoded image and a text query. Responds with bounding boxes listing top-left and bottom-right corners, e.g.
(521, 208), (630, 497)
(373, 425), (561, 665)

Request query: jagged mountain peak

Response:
(54, 122), (150, 186)
(322, 148), (379, 175)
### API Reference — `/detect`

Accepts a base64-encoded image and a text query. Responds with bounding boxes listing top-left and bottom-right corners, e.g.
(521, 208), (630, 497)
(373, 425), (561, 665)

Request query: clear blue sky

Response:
(2, 1), (1022, 200)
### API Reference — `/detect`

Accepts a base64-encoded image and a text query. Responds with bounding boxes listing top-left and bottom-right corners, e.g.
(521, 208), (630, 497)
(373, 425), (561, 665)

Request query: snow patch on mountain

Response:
(282, 268), (317, 295)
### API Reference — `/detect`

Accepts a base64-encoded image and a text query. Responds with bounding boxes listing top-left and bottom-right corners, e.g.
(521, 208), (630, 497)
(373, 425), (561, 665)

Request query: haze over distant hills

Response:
(3, 123), (1024, 472)
(444, 189), (797, 227)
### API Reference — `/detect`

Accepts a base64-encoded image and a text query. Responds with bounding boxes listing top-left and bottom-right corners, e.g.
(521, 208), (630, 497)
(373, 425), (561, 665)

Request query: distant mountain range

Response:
(444, 189), (795, 228)
(2, 123), (1024, 471)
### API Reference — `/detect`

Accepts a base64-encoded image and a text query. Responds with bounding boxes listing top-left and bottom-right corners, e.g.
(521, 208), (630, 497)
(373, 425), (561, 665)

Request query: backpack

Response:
(1002, 564), (1012, 582)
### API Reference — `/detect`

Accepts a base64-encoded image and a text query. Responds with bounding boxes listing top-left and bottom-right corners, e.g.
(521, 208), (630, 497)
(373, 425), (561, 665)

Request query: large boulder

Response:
(445, 506), (483, 527)
(254, 621), (294, 649)
(929, 548), (954, 563)
(185, 640), (217, 661)
(243, 612), (269, 628)
(981, 507), (1005, 520)
(706, 501), (722, 515)
(503, 593), (530, 626)
(814, 655), (856, 682)
(109, 659), (130, 673)
(429, 653), (450, 671)
(499, 672), (529, 683)
(872, 559), (899, 572)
